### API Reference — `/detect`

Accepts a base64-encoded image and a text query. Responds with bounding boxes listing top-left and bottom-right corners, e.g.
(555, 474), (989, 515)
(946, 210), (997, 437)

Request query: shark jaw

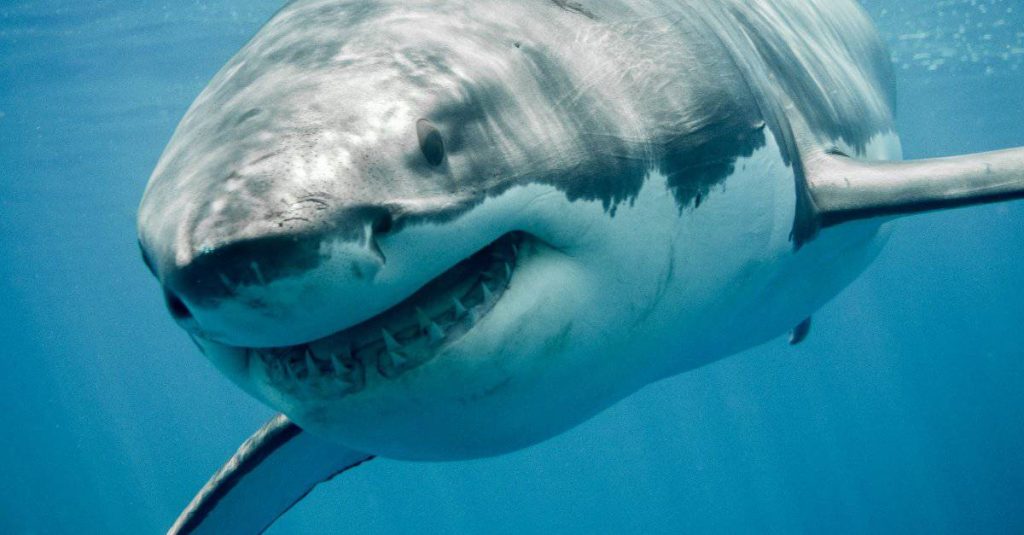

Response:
(192, 232), (535, 404)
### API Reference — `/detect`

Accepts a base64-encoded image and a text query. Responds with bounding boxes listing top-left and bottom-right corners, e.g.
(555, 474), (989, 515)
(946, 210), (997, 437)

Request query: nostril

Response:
(164, 290), (193, 321)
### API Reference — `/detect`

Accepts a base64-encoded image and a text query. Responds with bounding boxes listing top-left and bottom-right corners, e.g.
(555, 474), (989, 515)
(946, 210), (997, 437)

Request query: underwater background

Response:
(1, 1), (1022, 533)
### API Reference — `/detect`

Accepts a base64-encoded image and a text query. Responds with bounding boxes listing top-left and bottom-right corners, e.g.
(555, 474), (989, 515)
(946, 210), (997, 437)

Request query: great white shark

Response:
(136, 0), (1024, 532)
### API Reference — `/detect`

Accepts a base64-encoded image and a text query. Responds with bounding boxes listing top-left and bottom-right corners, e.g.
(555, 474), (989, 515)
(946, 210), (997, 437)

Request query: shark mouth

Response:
(242, 231), (527, 397)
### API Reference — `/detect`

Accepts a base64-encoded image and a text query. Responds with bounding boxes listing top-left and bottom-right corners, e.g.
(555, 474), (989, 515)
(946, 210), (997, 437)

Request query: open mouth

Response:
(242, 231), (528, 396)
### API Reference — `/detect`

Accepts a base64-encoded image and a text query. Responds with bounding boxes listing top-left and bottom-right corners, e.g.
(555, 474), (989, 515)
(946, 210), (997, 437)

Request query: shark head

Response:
(139, 0), (917, 460)
(139, 2), (670, 459)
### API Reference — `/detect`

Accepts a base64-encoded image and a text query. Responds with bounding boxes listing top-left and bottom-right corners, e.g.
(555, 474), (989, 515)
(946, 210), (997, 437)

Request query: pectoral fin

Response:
(169, 414), (373, 535)
(799, 145), (1024, 237)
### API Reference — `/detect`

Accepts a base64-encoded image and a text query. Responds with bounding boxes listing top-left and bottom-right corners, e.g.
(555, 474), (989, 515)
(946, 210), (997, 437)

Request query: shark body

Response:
(135, 1), (1024, 532)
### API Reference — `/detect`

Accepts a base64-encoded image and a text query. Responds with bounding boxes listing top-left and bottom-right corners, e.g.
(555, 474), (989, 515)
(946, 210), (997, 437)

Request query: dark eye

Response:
(416, 119), (445, 166)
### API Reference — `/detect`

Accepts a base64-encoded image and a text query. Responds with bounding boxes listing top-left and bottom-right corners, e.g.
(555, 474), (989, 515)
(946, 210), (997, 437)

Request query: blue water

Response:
(1, 1), (1022, 533)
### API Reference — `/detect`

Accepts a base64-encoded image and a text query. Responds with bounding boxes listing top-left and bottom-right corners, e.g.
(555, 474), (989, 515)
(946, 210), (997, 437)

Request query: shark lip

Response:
(239, 231), (528, 395)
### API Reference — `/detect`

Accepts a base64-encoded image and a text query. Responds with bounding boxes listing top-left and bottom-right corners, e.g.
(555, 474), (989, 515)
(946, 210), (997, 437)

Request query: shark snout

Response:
(152, 205), (400, 347)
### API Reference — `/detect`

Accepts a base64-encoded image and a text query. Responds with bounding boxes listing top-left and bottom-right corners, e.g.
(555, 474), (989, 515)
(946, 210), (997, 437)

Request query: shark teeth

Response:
(389, 351), (408, 367)
(304, 348), (317, 375)
(254, 344), (365, 393)
(329, 352), (345, 374)
(452, 297), (468, 318)
(255, 232), (526, 391)
(415, 307), (431, 330)
(428, 322), (445, 343)
(382, 328), (401, 351)
(251, 261), (267, 286)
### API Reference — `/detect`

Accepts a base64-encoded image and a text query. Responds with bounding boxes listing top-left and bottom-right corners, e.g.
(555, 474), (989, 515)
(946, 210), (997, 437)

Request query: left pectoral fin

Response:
(800, 145), (1024, 236)
(169, 414), (373, 535)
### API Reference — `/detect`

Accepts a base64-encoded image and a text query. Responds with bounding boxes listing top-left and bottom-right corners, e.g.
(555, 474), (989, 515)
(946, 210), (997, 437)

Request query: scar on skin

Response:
(552, 0), (597, 20)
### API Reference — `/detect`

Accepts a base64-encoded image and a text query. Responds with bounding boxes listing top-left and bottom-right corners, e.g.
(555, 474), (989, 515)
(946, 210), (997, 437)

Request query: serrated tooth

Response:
(389, 351), (407, 367)
(511, 242), (518, 256)
(382, 329), (401, 351)
(329, 353), (344, 374)
(415, 307), (431, 330)
(362, 222), (373, 246)
(452, 297), (467, 318)
(504, 262), (511, 279)
(481, 282), (493, 300)
(305, 349), (317, 376)
(251, 261), (266, 285)
(468, 308), (480, 324)
(428, 321), (445, 343)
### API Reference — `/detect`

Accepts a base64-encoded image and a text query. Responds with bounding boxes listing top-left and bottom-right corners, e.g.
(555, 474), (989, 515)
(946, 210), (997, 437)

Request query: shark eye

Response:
(416, 119), (445, 166)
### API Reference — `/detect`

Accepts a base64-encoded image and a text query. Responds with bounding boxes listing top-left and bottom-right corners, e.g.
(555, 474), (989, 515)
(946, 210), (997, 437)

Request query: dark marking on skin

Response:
(633, 243), (676, 328)
(552, 0), (597, 20)
(654, 4), (896, 248)
(245, 150), (283, 167)
(457, 376), (514, 405)
(235, 108), (262, 126)
(789, 316), (812, 345)
(690, 5), (875, 250)
(543, 322), (574, 356)
(350, 262), (365, 280)
(662, 121), (767, 212)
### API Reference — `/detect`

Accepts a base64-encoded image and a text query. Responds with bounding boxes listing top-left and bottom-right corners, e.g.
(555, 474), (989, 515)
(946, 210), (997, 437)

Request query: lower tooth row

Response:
(265, 241), (518, 388)
(256, 347), (362, 390)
